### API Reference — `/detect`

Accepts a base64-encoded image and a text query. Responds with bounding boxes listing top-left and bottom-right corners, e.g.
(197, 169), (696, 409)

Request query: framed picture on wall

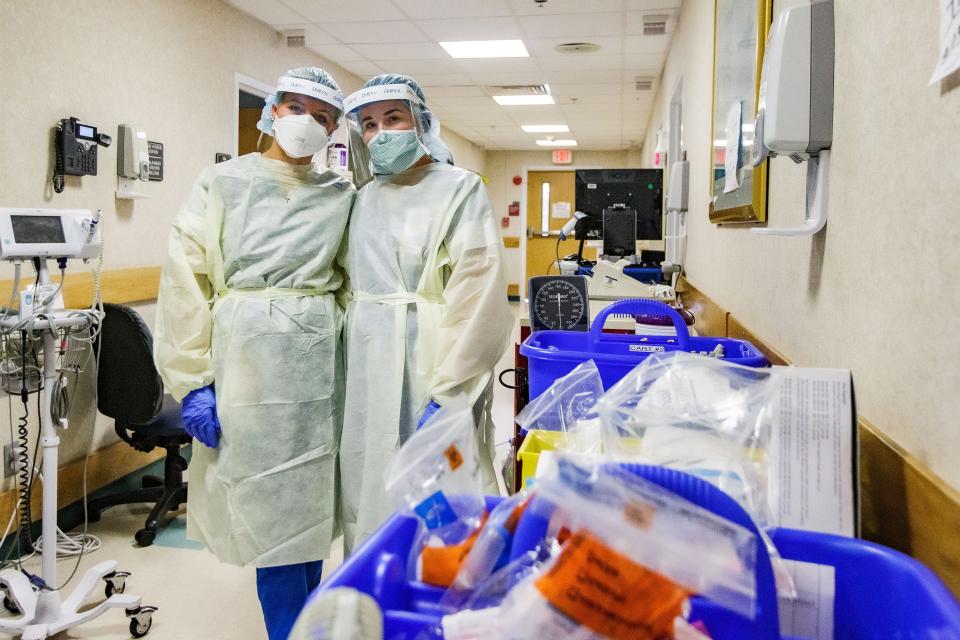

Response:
(709, 0), (773, 223)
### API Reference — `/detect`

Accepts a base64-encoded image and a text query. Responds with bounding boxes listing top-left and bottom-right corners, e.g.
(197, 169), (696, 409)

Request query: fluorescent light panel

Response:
(521, 124), (569, 133)
(440, 40), (529, 59)
(493, 94), (555, 105)
(536, 139), (578, 147)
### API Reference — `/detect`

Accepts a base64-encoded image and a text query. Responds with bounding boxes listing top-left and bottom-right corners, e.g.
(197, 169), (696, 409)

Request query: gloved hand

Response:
(416, 399), (441, 430)
(182, 385), (221, 448)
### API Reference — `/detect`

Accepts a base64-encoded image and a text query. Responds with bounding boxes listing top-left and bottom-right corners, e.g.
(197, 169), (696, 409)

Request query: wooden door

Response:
(525, 171), (583, 286)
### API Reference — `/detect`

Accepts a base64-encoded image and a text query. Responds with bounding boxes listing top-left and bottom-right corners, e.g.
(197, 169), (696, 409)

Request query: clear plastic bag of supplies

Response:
(440, 490), (531, 610)
(384, 404), (487, 587)
(487, 457), (759, 639)
(515, 360), (604, 453)
(437, 548), (553, 640)
(597, 351), (778, 527)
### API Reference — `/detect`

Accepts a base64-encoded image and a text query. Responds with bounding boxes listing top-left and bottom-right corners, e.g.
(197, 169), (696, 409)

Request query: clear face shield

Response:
(258, 75), (371, 185)
(343, 84), (438, 178)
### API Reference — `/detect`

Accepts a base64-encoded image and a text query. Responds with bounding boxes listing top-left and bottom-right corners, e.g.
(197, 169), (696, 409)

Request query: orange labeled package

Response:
(535, 531), (690, 640)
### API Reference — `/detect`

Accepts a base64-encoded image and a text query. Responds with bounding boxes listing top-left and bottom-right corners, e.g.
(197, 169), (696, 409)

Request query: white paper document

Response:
(723, 101), (742, 193)
(551, 201), (571, 219)
(778, 559), (836, 640)
(767, 367), (855, 536)
(930, 0), (960, 84)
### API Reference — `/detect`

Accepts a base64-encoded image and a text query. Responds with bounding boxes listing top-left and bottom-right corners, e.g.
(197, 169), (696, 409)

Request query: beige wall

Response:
(642, 1), (960, 488)
(484, 150), (634, 294)
(440, 126), (487, 175)
(0, 0), (364, 482)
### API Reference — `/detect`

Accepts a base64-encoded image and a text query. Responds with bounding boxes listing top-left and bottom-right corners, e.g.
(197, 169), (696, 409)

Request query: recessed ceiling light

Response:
(521, 124), (570, 133)
(536, 139), (578, 147)
(493, 94), (555, 105)
(440, 40), (529, 59)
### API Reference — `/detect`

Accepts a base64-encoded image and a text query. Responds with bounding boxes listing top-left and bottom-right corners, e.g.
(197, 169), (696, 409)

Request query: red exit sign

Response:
(552, 149), (573, 164)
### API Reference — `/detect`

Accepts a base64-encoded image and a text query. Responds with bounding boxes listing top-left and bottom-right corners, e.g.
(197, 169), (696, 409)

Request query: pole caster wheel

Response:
(135, 528), (156, 547)
(104, 570), (130, 597)
(127, 605), (157, 638)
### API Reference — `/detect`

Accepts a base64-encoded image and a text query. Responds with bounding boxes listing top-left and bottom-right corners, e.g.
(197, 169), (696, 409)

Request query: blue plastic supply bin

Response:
(313, 468), (960, 639)
(520, 298), (768, 400)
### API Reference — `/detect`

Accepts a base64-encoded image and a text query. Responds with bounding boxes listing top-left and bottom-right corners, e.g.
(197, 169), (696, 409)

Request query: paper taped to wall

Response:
(552, 201), (571, 219)
(930, 0), (960, 84)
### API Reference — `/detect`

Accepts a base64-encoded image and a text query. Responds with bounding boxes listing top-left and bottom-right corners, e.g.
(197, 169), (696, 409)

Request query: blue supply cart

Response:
(520, 298), (768, 400)
(312, 466), (960, 639)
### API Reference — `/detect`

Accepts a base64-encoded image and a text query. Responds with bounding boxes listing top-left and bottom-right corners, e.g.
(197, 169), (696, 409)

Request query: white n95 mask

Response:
(367, 129), (429, 175)
(272, 114), (330, 159)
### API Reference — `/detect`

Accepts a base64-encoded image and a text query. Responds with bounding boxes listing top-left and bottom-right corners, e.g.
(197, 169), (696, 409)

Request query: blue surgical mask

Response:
(367, 129), (429, 175)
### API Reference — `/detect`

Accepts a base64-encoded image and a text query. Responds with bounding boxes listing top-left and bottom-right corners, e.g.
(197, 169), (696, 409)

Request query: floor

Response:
(0, 305), (522, 639)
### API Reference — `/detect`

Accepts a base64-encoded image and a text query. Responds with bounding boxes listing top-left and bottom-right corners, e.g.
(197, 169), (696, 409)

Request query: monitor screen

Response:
(575, 169), (663, 240)
(11, 215), (66, 244)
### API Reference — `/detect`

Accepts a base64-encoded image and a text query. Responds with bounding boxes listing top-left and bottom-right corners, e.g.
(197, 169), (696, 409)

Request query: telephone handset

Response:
(53, 117), (111, 193)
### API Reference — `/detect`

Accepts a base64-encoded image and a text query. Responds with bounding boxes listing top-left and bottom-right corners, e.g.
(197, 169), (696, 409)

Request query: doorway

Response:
(238, 90), (265, 156)
(524, 171), (599, 286)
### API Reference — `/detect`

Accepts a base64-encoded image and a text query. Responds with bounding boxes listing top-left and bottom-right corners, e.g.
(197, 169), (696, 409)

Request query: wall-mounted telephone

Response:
(53, 117), (111, 193)
(117, 124), (149, 181)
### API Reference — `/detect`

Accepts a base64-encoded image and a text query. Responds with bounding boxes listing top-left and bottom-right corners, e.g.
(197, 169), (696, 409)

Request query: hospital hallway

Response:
(0, 305), (522, 640)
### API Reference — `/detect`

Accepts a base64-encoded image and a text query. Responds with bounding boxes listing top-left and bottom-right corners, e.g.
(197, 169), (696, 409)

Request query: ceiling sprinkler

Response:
(535, 0), (548, 7)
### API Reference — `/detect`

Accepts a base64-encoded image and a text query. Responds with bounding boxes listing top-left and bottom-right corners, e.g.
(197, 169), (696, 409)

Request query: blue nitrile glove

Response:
(416, 399), (441, 430)
(182, 385), (221, 448)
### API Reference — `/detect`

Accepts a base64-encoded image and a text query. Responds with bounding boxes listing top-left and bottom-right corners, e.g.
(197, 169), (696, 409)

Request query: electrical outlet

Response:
(3, 444), (15, 478)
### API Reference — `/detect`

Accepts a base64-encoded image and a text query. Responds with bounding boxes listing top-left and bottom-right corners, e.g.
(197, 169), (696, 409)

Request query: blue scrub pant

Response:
(256, 560), (324, 640)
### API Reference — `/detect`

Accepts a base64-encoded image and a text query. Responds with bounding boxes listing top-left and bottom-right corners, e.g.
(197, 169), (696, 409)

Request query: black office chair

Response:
(87, 303), (190, 547)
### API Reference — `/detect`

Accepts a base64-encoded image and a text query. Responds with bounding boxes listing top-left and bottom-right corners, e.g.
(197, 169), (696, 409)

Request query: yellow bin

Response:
(517, 430), (567, 487)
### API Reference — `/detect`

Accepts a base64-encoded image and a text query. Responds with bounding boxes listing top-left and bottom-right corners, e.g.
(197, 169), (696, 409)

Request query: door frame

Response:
(233, 73), (274, 157)
(519, 165), (601, 301)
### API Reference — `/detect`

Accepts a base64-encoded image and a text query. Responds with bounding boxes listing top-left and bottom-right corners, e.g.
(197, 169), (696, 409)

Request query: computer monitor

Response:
(574, 169), (663, 240)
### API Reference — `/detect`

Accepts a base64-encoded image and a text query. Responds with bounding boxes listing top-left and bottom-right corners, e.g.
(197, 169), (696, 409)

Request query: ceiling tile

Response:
(429, 96), (500, 108)
(280, 0), (406, 22)
(525, 36), (624, 56)
(509, 0), (625, 14)
(467, 70), (549, 86)
(413, 73), (475, 86)
(335, 21), (428, 44)
(349, 41), (447, 59)
(373, 58), (463, 74)
(227, 0), (305, 25)
(623, 33), (670, 54)
(550, 83), (624, 96)
(454, 57), (540, 74)
(306, 43), (367, 61)
(517, 12), (625, 38)
(543, 69), (622, 84)
(394, 0), (513, 19)
(423, 85), (489, 97)
(415, 16), (524, 41)
(623, 53), (666, 75)
(624, 0), (681, 10)
(338, 60), (385, 76)
(625, 10), (677, 35)
(536, 54), (624, 72)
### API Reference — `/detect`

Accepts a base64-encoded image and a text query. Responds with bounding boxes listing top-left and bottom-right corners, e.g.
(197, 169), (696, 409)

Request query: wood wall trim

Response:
(678, 276), (960, 597)
(0, 440), (166, 524)
(0, 266), (161, 310)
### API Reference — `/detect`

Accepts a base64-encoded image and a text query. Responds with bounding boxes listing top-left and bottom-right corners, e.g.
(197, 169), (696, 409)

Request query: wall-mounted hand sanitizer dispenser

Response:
(753, 0), (834, 236)
(116, 124), (151, 199)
